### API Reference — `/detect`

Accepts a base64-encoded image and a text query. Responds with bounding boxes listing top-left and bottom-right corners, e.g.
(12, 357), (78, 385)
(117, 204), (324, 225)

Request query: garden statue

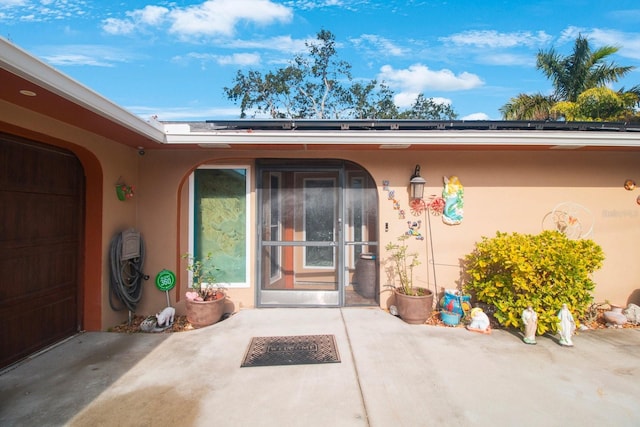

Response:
(442, 175), (464, 225)
(156, 306), (175, 328)
(521, 306), (538, 345)
(467, 307), (491, 333)
(624, 303), (640, 324)
(603, 305), (627, 327)
(557, 304), (576, 346)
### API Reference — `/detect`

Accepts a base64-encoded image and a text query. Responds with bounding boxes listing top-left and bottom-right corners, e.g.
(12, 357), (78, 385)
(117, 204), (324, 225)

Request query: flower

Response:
(182, 252), (225, 301)
(121, 184), (135, 199)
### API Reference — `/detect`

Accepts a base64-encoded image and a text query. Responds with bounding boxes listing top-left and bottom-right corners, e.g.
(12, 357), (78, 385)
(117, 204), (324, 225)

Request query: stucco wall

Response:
(0, 103), (139, 330)
(134, 147), (640, 323)
(2, 104), (638, 330)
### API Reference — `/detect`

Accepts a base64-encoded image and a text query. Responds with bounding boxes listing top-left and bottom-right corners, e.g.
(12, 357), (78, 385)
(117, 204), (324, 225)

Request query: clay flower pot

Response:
(185, 296), (226, 328)
(394, 288), (434, 324)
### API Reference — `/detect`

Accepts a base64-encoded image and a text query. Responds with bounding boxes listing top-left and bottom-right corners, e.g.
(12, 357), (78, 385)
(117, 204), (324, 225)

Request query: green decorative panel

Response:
(194, 168), (247, 284)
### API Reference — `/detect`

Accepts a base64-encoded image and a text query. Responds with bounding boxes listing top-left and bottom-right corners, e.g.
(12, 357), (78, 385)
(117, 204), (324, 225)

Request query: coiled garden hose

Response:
(108, 232), (148, 313)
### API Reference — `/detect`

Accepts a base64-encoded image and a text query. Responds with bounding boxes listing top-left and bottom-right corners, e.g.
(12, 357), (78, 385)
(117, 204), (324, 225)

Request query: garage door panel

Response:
(1, 288), (77, 364)
(0, 191), (81, 244)
(0, 245), (77, 300)
(1, 139), (80, 195)
(0, 135), (83, 369)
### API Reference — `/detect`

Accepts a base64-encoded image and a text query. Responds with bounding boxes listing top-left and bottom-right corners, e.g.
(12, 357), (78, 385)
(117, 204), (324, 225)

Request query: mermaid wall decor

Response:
(442, 175), (464, 225)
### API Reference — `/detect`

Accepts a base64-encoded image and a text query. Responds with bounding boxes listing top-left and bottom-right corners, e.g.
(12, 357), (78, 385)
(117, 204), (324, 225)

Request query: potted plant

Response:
(182, 252), (227, 328)
(385, 234), (434, 324)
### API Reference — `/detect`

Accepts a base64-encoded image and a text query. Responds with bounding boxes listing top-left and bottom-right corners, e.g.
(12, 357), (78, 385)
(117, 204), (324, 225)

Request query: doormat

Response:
(241, 334), (340, 367)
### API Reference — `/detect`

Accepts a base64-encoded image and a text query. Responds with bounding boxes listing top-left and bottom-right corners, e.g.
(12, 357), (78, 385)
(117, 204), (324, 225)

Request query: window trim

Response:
(188, 165), (251, 288)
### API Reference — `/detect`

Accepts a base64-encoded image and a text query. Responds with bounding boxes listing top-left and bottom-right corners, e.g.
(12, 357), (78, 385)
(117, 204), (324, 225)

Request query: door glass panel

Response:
(303, 177), (336, 268)
(259, 170), (339, 300)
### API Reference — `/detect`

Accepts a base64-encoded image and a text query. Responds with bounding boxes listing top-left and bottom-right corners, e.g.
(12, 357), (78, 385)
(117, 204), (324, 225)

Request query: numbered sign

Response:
(155, 269), (176, 292)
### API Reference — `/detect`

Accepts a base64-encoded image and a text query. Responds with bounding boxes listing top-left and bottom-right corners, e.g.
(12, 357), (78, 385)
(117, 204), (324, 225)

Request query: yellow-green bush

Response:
(463, 231), (605, 334)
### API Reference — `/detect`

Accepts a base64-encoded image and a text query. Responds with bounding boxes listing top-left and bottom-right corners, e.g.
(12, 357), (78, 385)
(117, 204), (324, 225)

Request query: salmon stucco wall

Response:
(2, 102), (639, 330)
(132, 147), (640, 325)
(370, 150), (640, 309)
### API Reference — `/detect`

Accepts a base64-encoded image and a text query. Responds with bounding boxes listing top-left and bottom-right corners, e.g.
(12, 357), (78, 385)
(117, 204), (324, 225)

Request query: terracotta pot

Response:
(394, 288), (434, 324)
(185, 296), (226, 328)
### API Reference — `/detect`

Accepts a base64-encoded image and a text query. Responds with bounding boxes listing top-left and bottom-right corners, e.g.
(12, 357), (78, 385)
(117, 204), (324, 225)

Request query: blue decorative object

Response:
(441, 311), (461, 326)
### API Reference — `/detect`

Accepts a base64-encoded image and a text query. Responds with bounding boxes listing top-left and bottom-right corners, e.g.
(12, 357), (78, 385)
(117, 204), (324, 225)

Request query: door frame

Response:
(256, 159), (378, 307)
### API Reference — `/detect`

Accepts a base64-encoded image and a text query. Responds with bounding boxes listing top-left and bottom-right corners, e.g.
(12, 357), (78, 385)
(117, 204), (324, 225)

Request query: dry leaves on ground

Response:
(109, 315), (194, 334)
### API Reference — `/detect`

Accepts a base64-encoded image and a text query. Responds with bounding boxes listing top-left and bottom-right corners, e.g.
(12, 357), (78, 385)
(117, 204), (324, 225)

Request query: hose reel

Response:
(109, 229), (149, 318)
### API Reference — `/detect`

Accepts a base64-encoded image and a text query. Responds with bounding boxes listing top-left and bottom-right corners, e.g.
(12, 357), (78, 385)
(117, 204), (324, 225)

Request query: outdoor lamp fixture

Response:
(409, 165), (426, 200)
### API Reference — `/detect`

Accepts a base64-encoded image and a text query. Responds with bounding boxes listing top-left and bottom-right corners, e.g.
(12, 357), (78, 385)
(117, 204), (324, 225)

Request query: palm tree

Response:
(501, 34), (637, 120)
(500, 93), (558, 120)
(536, 34), (634, 102)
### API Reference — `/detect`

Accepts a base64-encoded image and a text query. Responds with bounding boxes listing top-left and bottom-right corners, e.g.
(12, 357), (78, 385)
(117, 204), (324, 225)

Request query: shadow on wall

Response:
(627, 289), (640, 306)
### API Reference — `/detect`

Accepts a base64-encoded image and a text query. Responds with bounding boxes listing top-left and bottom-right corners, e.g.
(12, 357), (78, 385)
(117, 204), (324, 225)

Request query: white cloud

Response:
(557, 26), (640, 61)
(378, 64), (484, 94)
(441, 30), (552, 48)
(103, 0), (293, 39)
(393, 93), (453, 109)
(226, 35), (308, 53)
(43, 54), (114, 67)
(0, 0), (89, 22)
(102, 17), (136, 35)
(130, 5), (168, 26)
(478, 53), (536, 67)
(587, 28), (640, 60)
(216, 52), (261, 66)
(350, 34), (407, 57)
(292, 0), (347, 10)
(558, 26), (585, 44)
(0, 0), (28, 6)
(177, 51), (261, 67)
(462, 112), (490, 120)
(40, 45), (132, 67)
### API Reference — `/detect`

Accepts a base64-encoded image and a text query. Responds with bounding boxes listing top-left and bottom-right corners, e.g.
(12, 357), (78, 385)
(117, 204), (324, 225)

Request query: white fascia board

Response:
(163, 129), (640, 148)
(1, 38), (166, 143)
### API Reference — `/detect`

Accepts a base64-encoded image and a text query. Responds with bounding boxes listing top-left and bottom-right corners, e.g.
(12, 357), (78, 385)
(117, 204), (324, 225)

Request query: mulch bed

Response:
(109, 315), (195, 334)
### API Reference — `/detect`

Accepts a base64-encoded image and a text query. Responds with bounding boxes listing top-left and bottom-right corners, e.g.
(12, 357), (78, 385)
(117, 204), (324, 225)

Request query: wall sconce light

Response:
(409, 165), (426, 200)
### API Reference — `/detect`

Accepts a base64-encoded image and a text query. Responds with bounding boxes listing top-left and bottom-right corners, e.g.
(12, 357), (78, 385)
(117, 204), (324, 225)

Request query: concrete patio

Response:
(1, 307), (639, 426)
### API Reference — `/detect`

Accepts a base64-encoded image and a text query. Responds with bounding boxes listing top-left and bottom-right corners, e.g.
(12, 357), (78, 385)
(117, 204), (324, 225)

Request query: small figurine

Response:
(557, 304), (576, 347)
(521, 306), (538, 345)
(467, 307), (491, 334)
(156, 306), (175, 328)
(406, 221), (423, 240)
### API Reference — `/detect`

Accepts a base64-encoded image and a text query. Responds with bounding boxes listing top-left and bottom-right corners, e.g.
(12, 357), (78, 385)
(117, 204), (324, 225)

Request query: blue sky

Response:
(2, 0), (640, 121)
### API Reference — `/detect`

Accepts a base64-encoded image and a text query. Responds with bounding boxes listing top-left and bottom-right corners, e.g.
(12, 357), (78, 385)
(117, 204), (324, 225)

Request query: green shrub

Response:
(463, 231), (605, 334)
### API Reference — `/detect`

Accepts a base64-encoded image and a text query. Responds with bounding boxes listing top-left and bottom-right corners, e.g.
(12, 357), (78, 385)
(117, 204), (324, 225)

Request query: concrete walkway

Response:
(1, 307), (639, 426)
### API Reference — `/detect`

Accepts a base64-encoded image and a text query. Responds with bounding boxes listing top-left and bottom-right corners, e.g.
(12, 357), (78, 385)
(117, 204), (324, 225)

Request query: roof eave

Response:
(1, 37), (166, 144)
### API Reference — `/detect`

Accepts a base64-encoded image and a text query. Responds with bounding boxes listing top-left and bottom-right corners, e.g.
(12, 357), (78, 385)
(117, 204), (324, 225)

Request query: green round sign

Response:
(155, 269), (176, 291)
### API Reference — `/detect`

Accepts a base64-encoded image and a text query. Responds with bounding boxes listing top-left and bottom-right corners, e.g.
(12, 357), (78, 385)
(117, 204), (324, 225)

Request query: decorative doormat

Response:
(241, 334), (341, 367)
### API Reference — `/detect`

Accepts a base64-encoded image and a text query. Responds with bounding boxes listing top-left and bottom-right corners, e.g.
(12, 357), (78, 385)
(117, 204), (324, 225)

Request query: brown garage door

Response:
(0, 134), (84, 368)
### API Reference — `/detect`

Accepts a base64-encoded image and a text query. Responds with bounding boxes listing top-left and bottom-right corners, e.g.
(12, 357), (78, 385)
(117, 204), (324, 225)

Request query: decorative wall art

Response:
(115, 178), (135, 201)
(442, 176), (464, 225)
(383, 176), (461, 239)
(541, 202), (594, 240)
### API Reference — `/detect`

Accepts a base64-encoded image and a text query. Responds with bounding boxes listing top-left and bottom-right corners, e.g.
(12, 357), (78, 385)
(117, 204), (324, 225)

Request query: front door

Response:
(257, 160), (378, 307)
